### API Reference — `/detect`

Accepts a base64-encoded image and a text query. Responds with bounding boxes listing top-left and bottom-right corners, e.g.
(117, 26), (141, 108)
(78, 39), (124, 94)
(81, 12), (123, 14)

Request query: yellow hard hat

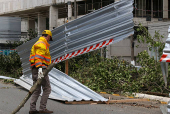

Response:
(42, 30), (53, 41)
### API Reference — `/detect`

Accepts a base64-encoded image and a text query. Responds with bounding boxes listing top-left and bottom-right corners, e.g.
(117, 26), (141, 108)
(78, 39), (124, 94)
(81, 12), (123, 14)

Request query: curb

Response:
(100, 92), (170, 104)
(133, 93), (170, 104)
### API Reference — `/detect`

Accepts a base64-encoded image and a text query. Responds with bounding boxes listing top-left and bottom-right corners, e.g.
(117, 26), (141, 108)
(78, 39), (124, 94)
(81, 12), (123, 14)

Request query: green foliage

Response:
(0, 29), (37, 78)
(0, 51), (22, 78)
(6, 40), (26, 49)
(68, 24), (168, 94)
(136, 24), (165, 59)
(68, 49), (167, 93)
(2, 79), (14, 84)
(27, 29), (38, 40)
(137, 50), (164, 92)
(70, 54), (139, 93)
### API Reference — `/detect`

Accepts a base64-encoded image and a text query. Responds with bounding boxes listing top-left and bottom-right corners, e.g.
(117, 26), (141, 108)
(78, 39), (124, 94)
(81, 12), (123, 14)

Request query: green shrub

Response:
(0, 51), (22, 78)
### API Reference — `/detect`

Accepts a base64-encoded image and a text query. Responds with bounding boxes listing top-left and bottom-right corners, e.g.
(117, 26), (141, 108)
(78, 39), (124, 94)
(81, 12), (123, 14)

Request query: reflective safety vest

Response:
(29, 37), (51, 68)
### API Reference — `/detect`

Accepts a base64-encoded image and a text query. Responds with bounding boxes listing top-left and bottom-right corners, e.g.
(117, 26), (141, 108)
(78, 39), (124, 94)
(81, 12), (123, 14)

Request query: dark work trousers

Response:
(30, 67), (51, 111)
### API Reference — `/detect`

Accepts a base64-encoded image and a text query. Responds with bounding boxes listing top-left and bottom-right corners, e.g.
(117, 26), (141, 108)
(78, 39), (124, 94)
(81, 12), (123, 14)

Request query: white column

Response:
(38, 13), (46, 37)
(68, 1), (72, 21)
(49, 5), (58, 31)
(163, 0), (168, 18)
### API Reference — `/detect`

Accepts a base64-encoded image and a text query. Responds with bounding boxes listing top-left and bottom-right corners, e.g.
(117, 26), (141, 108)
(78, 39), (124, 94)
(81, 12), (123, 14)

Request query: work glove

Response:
(38, 68), (44, 79)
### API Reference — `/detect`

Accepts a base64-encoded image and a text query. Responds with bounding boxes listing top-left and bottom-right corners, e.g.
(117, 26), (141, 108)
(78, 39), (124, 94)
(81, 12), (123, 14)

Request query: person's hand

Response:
(38, 68), (44, 79)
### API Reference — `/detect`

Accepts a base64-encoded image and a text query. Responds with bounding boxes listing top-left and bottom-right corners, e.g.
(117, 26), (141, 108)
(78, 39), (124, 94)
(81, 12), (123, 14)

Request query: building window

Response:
(153, 0), (163, 18)
(133, 0), (163, 18)
(84, 0), (114, 13)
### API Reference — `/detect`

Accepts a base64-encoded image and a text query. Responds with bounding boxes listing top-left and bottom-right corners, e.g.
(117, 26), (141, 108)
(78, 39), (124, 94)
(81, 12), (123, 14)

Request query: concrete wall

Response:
(0, 0), (53, 14)
(163, 0), (168, 18)
(133, 17), (162, 27)
(52, 15), (84, 28)
(109, 38), (148, 57)
(0, 0), (84, 15)
(148, 21), (169, 41)
(107, 18), (149, 63)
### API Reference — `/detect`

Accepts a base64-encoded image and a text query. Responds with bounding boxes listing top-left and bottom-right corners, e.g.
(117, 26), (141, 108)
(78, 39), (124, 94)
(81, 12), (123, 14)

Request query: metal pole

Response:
(101, 0), (102, 8)
(65, 60), (69, 75)
(131, 35), (135, 65)
(144, 0), (146, 16)
(65, 1), (72, 75)
(77, 3), (78, 17)
(158, 0), (159, 17)
(85, 1), (86, 14)
(92, 0), (93, 10)
(151, 0), (153, 18)
(67, 1), (72, 21)
(142, 0), (143, 17)
(135, 0), (136, 17)
(74, 0), (77, 19)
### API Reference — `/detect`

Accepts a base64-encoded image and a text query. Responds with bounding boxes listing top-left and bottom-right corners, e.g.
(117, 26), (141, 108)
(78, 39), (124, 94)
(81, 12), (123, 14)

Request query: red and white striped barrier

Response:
(160, 53), (170, 62)
(52, 38), (114, 64)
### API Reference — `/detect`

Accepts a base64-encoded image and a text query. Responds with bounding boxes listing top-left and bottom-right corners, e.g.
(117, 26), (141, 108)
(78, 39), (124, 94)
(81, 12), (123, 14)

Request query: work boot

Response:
(29, 110), (39, 114)
(39, 109), (53, 113)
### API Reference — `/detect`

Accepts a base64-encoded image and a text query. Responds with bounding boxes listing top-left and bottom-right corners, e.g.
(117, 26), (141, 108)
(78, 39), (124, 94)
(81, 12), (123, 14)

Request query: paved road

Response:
(0, 81), (163, 114)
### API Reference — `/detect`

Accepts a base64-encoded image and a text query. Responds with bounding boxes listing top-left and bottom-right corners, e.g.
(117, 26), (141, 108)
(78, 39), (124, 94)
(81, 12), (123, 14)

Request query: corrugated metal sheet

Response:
(0, 17), (21, 43)
(15, 68), (108, 101)
(15, 0), (134, 102)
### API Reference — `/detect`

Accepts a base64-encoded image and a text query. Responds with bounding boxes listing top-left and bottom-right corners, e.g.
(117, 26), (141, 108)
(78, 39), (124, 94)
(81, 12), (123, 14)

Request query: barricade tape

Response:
(52, 38), (114, 64)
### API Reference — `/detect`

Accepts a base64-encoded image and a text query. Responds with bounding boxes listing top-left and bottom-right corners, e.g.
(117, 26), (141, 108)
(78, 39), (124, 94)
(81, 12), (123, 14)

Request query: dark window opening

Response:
(78, 2), (86, 15)
(153, 0), (163, 18)
(133, 0), (163, 18)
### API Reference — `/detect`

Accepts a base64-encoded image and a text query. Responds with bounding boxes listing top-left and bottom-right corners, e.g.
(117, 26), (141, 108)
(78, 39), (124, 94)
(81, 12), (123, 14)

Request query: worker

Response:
(29, 30), (53, 114)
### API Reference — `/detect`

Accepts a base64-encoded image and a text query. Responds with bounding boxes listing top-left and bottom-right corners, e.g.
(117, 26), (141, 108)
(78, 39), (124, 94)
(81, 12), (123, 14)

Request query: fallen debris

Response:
(143, 91), (169, 97)
(129, 103), (159, 108)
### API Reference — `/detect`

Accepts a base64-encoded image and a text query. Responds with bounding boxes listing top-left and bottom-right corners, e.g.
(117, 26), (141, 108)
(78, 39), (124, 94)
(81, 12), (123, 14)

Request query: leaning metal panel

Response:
(15, 68), (107, 101)
(15, 0), (134, 101)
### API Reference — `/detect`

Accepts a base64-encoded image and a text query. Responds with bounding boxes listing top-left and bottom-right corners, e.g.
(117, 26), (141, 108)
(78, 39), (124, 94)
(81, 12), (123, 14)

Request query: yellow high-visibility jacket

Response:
(29, 37), (51, 68)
